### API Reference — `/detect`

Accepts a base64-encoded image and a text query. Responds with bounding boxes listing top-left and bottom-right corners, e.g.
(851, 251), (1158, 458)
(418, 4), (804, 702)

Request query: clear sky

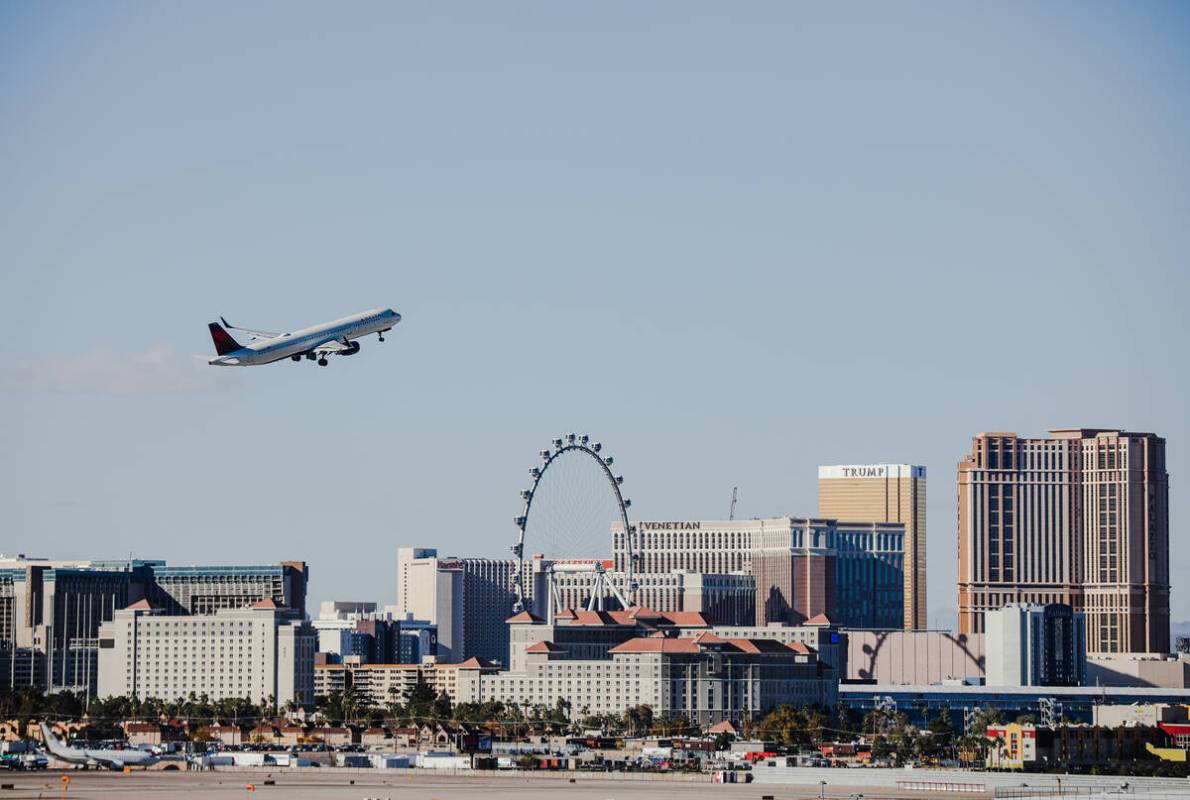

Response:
(2, 3), (1187, 630)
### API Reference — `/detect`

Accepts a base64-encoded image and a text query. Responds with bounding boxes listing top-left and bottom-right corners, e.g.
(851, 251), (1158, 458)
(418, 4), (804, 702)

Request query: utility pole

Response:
(729, 487), (738, 520)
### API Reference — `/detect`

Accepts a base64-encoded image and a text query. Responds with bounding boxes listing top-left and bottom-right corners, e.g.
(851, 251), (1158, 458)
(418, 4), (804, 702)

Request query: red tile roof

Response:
(558, 607), (712, 628)
(525, 641), (565, 653)
(708, 720), (738, 734)
(250, 598), (280, 610)
(505, 610), (543, 624)
(726, 638), (802, 654)
(125, 599), (154, 610)
(611, 635), (813, 656)
(805, 613), (832, 626)
(453, 656), (497, 669)
(568, 610), (635, 626)
(609, 637), (701, 654)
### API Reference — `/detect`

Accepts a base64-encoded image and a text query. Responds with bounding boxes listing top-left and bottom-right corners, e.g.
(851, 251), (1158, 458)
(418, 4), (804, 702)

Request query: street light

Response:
(819, 779), (827, 799)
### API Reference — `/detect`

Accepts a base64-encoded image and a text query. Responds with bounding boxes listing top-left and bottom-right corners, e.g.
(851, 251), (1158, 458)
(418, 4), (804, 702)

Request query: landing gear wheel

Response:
(318, 358), (328, 366)
(378, 333), (385, 342)
(291, 354), (301, 362)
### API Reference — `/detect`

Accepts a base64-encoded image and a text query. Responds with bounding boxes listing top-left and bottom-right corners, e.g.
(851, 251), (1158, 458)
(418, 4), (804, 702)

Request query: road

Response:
(0, 769), (997, 799)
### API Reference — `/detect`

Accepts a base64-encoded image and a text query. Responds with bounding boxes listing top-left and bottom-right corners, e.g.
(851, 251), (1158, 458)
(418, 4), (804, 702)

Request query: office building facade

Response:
(396, 548), (528, 665)
(146, 563), (309, 616)
(751, 518), (906, 629)
(0, 556), (308, 695)
(313, 602), (438, 665)
(613, 519), (768, 575)
(818, 464), (927, 629)
(530, 558), (755, 626)
(985, 603), (1086, 687)
(97, 600), (316, 708)
(616, 518), (904, 629)
(958, 429), (1169, 654)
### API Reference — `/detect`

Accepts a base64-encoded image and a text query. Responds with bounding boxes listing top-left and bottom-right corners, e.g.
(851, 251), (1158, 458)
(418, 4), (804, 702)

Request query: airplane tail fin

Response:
(39, 723), (68, 757)
(208, 322), (243, 356)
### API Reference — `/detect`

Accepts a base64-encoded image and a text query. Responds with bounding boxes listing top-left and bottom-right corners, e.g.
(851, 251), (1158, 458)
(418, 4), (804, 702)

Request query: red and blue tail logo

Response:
(208, 322), (243, 356)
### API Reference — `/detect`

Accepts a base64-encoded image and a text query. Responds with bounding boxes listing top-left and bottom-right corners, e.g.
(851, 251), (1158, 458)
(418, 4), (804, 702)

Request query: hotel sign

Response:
(639, 521), (702, 531)
(818, 464), (927, 480)
(842, 466), (886, 478)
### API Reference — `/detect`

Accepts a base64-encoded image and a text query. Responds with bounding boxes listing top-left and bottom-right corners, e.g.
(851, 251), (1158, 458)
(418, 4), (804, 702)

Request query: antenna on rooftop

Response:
(729, 486), (738, 520)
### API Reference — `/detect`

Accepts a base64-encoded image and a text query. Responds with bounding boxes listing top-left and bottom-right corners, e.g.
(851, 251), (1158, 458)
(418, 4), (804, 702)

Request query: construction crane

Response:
(729, 486), (738, 520)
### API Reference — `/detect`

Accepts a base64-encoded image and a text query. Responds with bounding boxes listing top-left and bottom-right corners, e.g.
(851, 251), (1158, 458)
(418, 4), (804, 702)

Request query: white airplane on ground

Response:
(39, 723), (159, 770)
(208, 307), (400, 367)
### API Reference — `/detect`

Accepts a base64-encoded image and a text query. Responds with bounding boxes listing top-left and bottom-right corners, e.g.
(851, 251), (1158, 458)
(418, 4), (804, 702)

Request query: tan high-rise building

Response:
(957, 429), (1169, 655)
(818, 464), (927, 629)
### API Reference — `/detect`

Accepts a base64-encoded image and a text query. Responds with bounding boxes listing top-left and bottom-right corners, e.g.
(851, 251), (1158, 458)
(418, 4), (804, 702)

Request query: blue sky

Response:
(2, 3), (1187, 629)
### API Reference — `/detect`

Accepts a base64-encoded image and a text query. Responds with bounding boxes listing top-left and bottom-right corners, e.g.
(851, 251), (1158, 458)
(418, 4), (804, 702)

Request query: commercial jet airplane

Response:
(39, 723), (160, 770)
(207, 307), (400, 367)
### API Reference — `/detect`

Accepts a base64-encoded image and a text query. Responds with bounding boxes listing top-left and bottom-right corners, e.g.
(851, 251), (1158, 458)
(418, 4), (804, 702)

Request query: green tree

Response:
(919, 712), (955, 762)
(550, 697), (571, 725)
(623, 705), (653, 736)
(430, 691), (452, 722)
(402, 677), (437, 722)
(954, 706), (1002, 767)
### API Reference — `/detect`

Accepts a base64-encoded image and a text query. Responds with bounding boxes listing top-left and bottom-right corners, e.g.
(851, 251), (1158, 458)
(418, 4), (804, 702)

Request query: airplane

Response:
(38, 722), (160, 770)
(207, 307), (400, 367)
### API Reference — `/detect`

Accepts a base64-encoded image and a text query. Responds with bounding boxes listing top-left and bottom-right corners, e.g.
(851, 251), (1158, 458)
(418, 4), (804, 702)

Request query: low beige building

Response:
(1086, 654), (1190, 689)
(1093, 702), (1189, 728)
(198, 724), (242, 746)
(122, 722), (164, 746)
(311, 726), (356, 746)
(846, 629), (985, 684)
(313, 658), (497, 709)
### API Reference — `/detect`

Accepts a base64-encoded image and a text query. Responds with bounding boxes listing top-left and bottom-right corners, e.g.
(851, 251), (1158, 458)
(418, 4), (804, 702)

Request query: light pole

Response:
(819, 779), (827, 799)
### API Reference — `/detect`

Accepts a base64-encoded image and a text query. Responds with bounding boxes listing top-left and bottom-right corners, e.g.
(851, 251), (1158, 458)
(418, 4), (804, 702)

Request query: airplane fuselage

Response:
(39, 724), (157, 769)
(209, 308), (399, 366)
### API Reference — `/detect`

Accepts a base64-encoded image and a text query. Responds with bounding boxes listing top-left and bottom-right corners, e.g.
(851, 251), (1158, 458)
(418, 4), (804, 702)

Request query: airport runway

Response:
(0, 770), (997, 799)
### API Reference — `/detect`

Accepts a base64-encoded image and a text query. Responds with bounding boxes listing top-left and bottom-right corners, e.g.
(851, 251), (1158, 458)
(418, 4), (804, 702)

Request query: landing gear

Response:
(317, 358), (328, 367)
(291, 354), (301, 362)
(306, 353), (317, 361)
(378, 332), (385, 342)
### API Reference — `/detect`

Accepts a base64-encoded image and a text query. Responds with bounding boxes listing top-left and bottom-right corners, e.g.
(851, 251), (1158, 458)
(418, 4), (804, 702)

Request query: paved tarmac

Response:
(0, 769), (997, 800)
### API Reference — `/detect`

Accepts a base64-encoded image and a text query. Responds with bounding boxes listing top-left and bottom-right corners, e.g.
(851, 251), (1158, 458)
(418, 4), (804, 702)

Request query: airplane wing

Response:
(219, 317), (281, 341)
(313, 337), (351, 355)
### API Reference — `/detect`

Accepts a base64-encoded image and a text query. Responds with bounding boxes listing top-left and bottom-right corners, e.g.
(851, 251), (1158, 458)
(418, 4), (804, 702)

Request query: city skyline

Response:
(2, 3), (1187, 630)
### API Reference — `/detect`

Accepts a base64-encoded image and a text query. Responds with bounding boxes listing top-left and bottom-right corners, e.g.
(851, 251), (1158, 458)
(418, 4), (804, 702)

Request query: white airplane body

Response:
(208, 307), (400, 367)
(39, 723), (159, 770)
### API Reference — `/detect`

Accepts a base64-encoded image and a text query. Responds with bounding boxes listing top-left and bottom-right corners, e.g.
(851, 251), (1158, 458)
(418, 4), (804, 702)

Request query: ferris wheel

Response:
(510, 433), (637, 614)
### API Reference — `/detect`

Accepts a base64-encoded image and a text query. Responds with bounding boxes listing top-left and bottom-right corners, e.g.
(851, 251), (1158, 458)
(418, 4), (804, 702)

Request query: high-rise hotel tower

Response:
(818, 465), (927, 629)
(957, 429), (1169, 655)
